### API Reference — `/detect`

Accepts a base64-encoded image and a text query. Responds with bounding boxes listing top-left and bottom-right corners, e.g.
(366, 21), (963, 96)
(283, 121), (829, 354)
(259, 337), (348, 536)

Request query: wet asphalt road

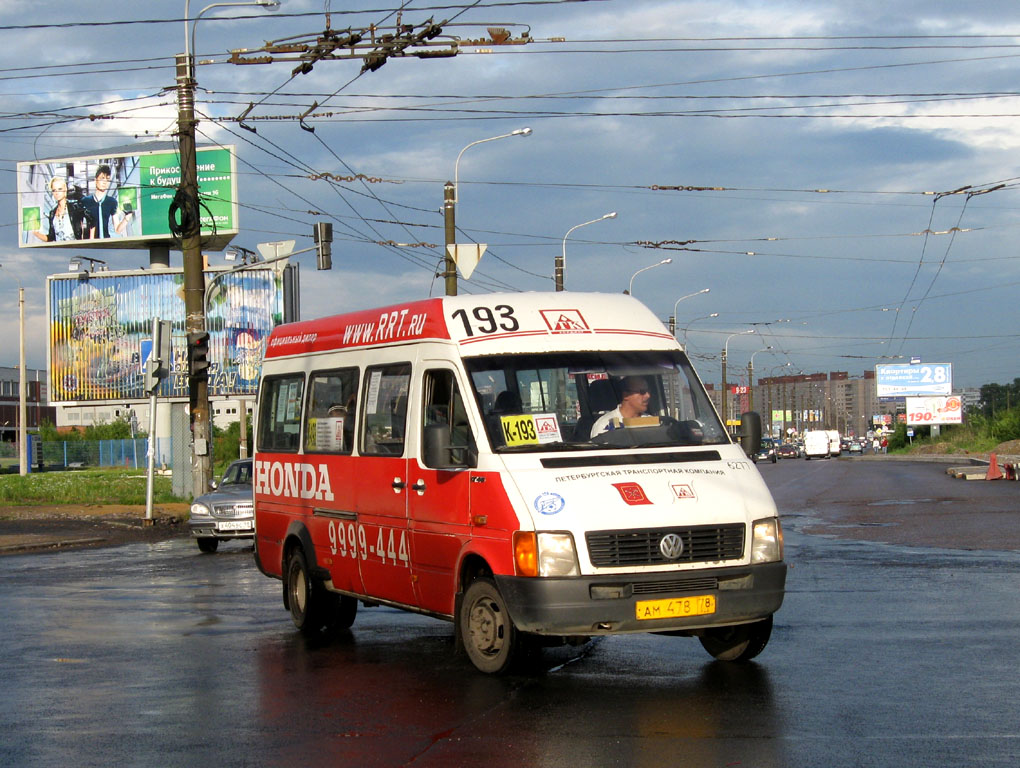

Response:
(1, 459), (1018, 767)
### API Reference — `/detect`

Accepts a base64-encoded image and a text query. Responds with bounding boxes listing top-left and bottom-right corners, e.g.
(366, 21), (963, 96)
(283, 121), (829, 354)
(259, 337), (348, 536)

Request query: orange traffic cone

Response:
(985, 453), (1003, 481)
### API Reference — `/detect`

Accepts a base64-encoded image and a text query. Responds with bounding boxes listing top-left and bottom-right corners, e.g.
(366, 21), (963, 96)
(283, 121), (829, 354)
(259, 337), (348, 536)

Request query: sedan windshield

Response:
(465, 350), (728, 452)
(219, 460), (252, 487)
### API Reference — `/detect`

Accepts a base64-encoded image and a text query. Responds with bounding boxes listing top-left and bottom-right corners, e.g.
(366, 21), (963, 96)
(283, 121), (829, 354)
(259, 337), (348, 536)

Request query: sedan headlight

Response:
(537, 532), (579, 577)
(751, 517), (784, 563)
(190, 502), (212, 518)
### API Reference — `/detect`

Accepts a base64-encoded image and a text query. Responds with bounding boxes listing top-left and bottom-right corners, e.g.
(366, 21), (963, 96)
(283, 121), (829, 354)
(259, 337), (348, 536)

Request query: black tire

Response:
(286, 547), (333, 635)
(699, 615), (773, 662)
(334, 595), (358, 630)
(197, 537), (219, 553)
(459, 577), (520, 674)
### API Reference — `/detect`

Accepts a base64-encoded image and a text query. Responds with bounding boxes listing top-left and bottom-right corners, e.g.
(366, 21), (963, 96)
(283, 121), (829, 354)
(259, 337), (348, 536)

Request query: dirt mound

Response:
(993, 439), (1020, 456)
(912, 443), (965, 455)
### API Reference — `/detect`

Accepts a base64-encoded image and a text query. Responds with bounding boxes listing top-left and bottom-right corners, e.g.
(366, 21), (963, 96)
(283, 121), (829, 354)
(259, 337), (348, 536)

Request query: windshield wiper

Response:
(497, 441), (604, 453)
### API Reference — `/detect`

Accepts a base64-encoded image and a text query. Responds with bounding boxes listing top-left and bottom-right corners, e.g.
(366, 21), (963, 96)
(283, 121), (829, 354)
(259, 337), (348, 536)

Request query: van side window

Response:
(257, 375), (304, 452)
(422, 369), (475, 467)
(305, 368), (359, 454)
(361, 363), (411, 456)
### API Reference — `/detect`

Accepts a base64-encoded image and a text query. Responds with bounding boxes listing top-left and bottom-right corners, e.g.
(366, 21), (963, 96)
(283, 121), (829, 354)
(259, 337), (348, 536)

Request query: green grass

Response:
(891, 424), (1000, 456)
(0, 468), (187, 506)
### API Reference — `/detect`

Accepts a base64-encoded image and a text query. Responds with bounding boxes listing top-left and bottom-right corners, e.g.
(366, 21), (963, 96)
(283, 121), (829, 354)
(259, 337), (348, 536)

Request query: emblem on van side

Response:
(533, 492), (565, 516)
(612, 482), (652, 505)
(671, 483), (696, 500)
(659, 533), (685, 560)
(539, 309), (591, 334)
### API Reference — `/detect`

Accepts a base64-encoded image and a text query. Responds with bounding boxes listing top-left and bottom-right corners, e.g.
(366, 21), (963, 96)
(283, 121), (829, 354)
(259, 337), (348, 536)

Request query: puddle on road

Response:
(867, 499), (934, 507)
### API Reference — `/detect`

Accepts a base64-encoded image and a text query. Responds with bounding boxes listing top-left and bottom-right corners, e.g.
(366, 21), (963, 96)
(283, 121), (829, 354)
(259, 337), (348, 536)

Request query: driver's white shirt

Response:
(590, 407), (624, 438)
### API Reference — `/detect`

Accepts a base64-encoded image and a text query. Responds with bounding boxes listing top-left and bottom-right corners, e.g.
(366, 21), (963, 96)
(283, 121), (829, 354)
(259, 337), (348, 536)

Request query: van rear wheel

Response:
(698, 615), (773, 662)
(459, 577), (520, 674)
(286, 548), (333, 635)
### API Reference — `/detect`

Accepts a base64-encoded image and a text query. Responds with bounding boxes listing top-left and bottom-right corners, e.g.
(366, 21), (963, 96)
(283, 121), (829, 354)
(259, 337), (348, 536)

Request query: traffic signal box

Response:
(187, 331), (210, 378)
(314, 221), (332, 270)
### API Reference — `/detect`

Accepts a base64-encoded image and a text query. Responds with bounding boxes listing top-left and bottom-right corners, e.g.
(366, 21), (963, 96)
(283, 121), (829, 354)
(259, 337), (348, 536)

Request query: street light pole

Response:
(1, 265), (27, 476)
(681, 312), (719, 345)
(556, 212), (616, 291)
(721, 329), (755, 428)
(668, 288), (709, 334)
(627, 258), (672, 296)
(445, 127), (531, 295)
(18, 283), (26, 476)
(747, 346), (774, 412)
(178, 0), (278, 496)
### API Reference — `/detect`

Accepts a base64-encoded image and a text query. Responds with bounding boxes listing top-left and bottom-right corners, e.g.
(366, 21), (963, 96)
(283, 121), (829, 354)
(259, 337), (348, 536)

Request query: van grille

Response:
(586, 524), (745, 567)
(631, 576), (719, 595)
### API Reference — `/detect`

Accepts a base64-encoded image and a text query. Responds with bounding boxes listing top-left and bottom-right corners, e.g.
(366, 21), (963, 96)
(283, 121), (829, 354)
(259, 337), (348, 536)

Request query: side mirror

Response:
(423, 422), (477, 469)
(738, 411), (762, 458)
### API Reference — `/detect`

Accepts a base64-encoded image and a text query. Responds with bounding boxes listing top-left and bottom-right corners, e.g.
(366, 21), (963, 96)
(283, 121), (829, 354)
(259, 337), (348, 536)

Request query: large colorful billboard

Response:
(906, 396), (963, 425)
(47, 265), (290, 403)
(18, 145), (238, 251)
(875, 363), (952, 398)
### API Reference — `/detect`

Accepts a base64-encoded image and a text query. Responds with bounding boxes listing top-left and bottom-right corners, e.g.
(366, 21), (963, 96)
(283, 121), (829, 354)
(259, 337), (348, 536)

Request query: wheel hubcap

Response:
(468, 598), (503, 654)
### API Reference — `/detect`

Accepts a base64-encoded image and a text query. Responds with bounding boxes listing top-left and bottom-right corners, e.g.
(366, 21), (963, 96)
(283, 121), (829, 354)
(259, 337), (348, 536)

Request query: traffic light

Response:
(187, 331), (210, 378)
(143, 320), (172, 394)
(314, 221), (332, 270)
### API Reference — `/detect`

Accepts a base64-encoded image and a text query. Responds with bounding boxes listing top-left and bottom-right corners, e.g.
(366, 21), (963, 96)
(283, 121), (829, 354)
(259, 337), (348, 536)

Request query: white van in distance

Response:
(803, 430), (831, 459)
(254, 292), (787, 673)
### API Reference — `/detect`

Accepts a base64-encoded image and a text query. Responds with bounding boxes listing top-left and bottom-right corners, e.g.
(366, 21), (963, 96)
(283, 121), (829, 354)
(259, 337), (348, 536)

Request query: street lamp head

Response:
(512, 127), (532, 137)
(628, 258), (673, 295)
(603, 211), (617, 220)
(257, 0), (281, 8)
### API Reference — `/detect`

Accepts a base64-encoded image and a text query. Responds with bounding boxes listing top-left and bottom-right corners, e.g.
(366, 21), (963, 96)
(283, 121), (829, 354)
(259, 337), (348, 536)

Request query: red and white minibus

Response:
(253, 292), (786, 673)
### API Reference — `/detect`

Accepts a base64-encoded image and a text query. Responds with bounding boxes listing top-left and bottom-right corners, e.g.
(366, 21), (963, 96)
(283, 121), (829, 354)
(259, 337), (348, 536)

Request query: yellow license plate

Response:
(635, 595), (716, 621)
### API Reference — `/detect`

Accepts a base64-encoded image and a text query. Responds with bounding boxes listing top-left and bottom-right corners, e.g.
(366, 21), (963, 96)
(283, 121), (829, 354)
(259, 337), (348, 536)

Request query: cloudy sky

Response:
(2, 0), (1019, 389)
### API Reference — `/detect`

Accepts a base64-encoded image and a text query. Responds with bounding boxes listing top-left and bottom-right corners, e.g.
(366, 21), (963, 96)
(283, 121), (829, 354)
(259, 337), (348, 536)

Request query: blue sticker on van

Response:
(534, 492), (565, 516)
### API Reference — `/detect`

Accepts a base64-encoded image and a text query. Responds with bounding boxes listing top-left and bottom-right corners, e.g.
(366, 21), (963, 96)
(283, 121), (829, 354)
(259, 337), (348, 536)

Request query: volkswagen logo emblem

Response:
(659, 533), (684, 560)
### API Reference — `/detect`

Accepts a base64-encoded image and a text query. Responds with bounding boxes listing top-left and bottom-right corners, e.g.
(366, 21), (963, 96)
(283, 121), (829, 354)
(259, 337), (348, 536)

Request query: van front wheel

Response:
(460, 577), (519, 674)
(698, 615), (773, 662)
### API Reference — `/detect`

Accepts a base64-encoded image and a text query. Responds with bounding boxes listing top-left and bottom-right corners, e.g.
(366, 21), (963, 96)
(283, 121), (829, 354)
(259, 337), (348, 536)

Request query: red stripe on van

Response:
(264, 298), (449, 357)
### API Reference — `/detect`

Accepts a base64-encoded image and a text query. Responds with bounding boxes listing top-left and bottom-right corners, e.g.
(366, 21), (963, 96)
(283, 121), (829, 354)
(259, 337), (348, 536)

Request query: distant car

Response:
(849, 440), (863, 454)
(777, 443), (799, 459)
(188, 458), (254, 553)
(754, 438), (778, 464)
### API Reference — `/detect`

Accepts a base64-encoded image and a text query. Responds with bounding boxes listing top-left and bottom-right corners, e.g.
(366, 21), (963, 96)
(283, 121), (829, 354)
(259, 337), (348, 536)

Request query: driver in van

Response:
(590, 376), (652, 437)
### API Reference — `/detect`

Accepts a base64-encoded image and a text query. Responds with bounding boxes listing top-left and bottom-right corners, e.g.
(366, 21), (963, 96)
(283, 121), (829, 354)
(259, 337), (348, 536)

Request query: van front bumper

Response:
(494, 561), (786, 636)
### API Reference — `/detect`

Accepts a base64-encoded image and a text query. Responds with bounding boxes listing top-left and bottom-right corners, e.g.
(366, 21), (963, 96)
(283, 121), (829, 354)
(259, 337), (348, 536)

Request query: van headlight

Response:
(190, 502), (212, 519)
(751, 517), (783, 563)
(537, 532), (579, 577)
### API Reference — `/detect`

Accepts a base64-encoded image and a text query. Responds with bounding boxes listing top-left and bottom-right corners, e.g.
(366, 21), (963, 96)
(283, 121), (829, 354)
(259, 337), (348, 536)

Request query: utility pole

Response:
(443, 181), (457, 296)
(19, 284), (26, 476)
(176, 52), (212, 497)
(721, 347), (729, 428)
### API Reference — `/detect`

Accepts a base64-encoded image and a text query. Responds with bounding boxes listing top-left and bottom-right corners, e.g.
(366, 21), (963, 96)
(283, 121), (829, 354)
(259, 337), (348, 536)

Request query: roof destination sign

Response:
(875, 363), (952, 397)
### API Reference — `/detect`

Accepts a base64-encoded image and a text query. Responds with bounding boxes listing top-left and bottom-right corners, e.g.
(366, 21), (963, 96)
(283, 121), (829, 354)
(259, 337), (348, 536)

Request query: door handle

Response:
(411, 479), (426, 494)
(391, 477), (406, 491)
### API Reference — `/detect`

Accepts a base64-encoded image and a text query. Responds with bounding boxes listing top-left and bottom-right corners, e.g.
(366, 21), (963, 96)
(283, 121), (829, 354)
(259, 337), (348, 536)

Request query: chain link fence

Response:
(36, 438), (173, 470)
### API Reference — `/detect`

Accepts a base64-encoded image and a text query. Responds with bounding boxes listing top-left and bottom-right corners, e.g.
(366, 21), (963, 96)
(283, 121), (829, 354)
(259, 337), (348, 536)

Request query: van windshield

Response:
(465, 350), (728, 452)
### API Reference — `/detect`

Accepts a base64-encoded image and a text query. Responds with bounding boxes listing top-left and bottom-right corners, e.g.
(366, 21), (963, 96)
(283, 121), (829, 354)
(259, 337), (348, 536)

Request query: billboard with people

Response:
(47, 264), (289, 403)
(18, 145), (238, 250)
